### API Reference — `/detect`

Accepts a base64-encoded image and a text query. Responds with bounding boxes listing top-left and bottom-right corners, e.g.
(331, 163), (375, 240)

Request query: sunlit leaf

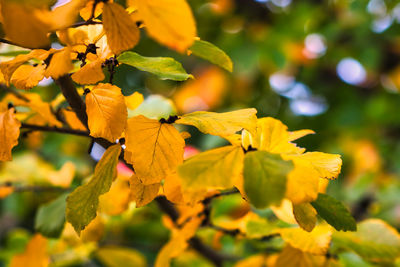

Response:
(275, 245), (327, 267)
(71, 59), (105, 84)
(103, 2), (140, 55)
(125, 115), (185, 184)
(176, 108), (257, 137)
(311, 193), (356, 232)
(35, 193), (68, 238)
(0, 107), (21, 161)
(10, 64), (46, 90)
(279, 225), (332, 255)
(189, 39), (233, 72)
(125, 91), (144, 110)
(118, 51), (192, 81)
(178, 146), (244, 190)
(129, 0), (196, 52)
(243, 151), (293, 209)
(66, 144), (121, 234)
(85, 83), (127, 142)
(44, 47), (73, 79)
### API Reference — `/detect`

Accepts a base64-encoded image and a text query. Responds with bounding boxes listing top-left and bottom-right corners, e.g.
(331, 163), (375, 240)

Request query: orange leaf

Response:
(44, 47), (73, 79)
(85, 83), (127, 142)
(11, 64), (46, 90)
(10, 234), (49, 267)
(0, 108), (21, 161)
(72, 59), (105, 84)
(129, 173), (160, 207)
(102, 2), (140, 54)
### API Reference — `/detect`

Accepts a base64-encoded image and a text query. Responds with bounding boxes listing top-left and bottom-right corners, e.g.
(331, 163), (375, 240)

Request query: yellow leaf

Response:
(80, 216), (105, 243)
(176, 108), (257, 137)
(99, 172), (131, 215)
(288, 129), (315, 142)
(44, 47), (73, 79)
(279, 225), (332, 255)
(129, 173), (160, 207)
(270, 199), (297, 225)
(0, 108), (21, 161)
(242, 117), (304, 154)
(130, 0), (196, 52)
(72, 59), (105, 84)
(125, 115), (185, 184)
(1, 2), (50, 48)
(10, 234), (49, 267)
(62, 109), (87, 131)
(234, 254), (269, 267)
(11, 64), (46, 90)
(293, 203), (317, 232)
(275, 245), (327, 267)
(0, 49), (49, 85)
(285, 158), (320, 204)
(80, 0), (104, 21)
(125, 91), (144, 110)
(96, 246), (147, 267)
(46, 0), (86, 31)
(178, 146), (244, 190)
(288, 152), (342, 180)
(85, 83), (127, 142)
(163, 172), (185, 204)
(103, 2), (140, 55)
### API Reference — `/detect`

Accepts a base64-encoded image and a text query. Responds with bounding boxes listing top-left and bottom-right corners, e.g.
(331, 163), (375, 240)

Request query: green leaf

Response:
(95, 246), (147, 267)
(178, 146), (244, 190)
(175, 108), (258, 137)
(243, 151), (293, 209)
(66, 144), (121, 235)
(34, 193), (68, 238)
(117, 51), (192, 81)
(333, 219), (400, 262)
(311, 193), (357, 232)
(292, 203), (317, 232)
(189, 39), (233, 72)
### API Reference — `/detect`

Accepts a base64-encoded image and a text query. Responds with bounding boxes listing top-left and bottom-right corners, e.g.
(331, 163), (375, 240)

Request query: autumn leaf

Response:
(292, 203), (317, 232)
(243, 151), (293, 209)
(0, 108), (21, 161)
(129, 173), (160, 207)
(102, 2), (140, 54)
(189, 39), (233, 72)
(1, 2), (50, 48)
(85, 83), (127, 142)
(125, 92), (144, 110)
(129, 0), (196, 52)
(124, 115), (185, 184)
(62, 109), (87, 131)
(10, 64), (46, 90)
(275, 245), (327, 267)
(66, 144), (121, 234)
(71, 59), (105, 84)
(96, 246), (147, 267)
(10, 234), (49, 267)
(178, 146), (244, 190)
(118, 51), (193, 81)
(176, 108), (258, 137)
(44, 47), (73, 79)
(99, 172), (131, 215)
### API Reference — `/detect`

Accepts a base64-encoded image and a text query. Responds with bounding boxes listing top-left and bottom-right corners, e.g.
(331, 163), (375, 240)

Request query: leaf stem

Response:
(21, 123), (89, 137)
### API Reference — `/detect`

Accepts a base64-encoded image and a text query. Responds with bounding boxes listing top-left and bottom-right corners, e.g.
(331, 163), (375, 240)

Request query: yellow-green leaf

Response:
(275, 245), (327, 267)
(130, 0), (196, 52)
(178, 146), (244, 190)
(66, 144), (121, 234)
(292, 203), (317, 232)
(0, 108), (21, 161)
(129, 173), (160, 208)
(124, 115), (185, 184)
(333, 219), (400, 262)
(102, 2), (140, 55)
(243, 151), (293, 209)
(118, 51), (192, 81)
(96, 246), (147, 267)
(85, 83), (127, 142)
(176, 108), (257, 137)
(189, 39), (233, 72)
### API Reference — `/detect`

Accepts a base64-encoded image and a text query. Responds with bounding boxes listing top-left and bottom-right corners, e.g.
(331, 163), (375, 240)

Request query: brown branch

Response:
(55, 75), (88, 129)
(70, 20), (102, 28)
(21, 123), (89, 137)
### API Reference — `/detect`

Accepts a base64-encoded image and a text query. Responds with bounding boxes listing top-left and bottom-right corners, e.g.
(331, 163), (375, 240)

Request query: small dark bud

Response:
(83, 88), (91, 95)
(7, 102), (14, 109)
(119, 137), (126, 145)
(86, 43), (98, 55)
(136, 21), (143, 27)
(77, 52), (86, 61)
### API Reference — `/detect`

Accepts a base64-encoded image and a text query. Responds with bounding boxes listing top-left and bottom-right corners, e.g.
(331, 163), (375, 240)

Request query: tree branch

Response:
(70, 20), (102, 28)
(55, 75), (88, 129)
(21, 123), (89, 137)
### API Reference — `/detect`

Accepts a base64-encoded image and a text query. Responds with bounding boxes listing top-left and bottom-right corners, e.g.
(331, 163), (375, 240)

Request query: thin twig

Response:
(21, 123), (89, 137)
(70, 20), (102, 28)
(0, 84), (30, 102)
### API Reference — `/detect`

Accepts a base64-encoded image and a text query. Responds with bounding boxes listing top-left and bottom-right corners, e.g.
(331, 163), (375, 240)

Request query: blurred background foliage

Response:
(2, 0), (400, 266)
